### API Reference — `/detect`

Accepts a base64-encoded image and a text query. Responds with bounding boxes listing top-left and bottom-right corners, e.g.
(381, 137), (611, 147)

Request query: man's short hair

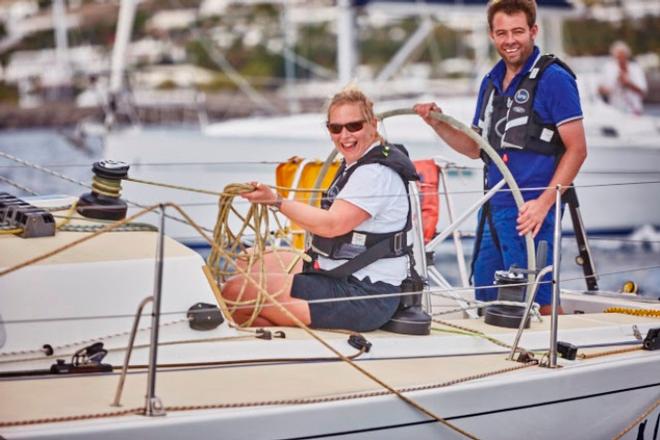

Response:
(487, 0), (537, 30)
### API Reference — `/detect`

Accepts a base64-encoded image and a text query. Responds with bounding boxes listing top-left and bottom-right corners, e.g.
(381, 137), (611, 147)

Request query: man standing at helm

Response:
(415, 0), (587, 315)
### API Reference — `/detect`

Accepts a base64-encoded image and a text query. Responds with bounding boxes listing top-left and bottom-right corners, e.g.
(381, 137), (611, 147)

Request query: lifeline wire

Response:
(3, 150), (658, 201)
(3, 160), (660, 178)
(6, 264), (660, 326)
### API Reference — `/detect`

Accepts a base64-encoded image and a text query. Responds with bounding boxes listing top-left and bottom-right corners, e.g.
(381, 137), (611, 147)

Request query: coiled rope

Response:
(205, 182), (311, 327)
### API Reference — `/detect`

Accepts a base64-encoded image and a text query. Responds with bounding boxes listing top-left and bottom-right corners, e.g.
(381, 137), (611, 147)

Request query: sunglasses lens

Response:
(327, 120), (365, 134)
(345, 121), (364, 132)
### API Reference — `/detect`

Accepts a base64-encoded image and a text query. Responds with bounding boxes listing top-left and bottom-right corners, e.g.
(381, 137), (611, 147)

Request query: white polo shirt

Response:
(317, 159), (409, 286)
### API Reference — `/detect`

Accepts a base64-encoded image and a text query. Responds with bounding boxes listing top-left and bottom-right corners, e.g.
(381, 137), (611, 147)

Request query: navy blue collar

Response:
(486, 46), (541, 95)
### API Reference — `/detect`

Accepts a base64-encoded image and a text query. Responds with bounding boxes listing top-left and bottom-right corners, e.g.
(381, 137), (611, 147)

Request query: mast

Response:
(281, 3), (301, 114)
(110, 0), (137, 98)
(52, 0), (71, 86)
(337, 0), (357, 86)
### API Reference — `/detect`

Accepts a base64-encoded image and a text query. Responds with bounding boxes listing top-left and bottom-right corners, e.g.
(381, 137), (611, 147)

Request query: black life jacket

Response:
(470, 54), (576, 284)
(307, 143), (419, 279)
(475, 54), (576, 161)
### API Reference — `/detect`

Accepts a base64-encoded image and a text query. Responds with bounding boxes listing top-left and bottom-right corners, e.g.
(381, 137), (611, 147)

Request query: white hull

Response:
(3, 347), (659, 439)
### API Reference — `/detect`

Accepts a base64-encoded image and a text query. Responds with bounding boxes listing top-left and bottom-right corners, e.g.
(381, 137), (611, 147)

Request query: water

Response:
(1, 128), (659, 299)
(433, 237), (660, 301)
(0, 128), (101, 196)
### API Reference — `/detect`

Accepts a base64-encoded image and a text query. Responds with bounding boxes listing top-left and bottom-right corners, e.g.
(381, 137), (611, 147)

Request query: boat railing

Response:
(112, 295), (153, 408)
(549, 185), (564, 368)
(111, 205), (167, 416)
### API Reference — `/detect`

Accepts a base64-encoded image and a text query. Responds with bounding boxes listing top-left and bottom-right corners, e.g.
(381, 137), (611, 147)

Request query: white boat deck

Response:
(2, 313), (658, 426)
(1, 200), (659, 439)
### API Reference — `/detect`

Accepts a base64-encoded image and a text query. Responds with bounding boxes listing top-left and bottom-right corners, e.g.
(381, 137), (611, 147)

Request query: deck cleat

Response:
(0, 192), (56, 238)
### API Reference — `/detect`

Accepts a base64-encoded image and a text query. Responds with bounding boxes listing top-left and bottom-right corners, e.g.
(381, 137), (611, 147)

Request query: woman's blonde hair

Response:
(325, 84), (377, 124)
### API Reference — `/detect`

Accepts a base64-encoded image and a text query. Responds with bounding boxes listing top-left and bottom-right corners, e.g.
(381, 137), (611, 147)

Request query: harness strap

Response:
(322, 232), (410, 279)
(470, 168), (503, 282)
(469, 200), (502, 283)
(470, 204), (488, 283)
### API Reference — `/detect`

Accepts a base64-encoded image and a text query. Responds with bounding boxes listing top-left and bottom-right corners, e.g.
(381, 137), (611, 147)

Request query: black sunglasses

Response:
(326, 120), (365, 134)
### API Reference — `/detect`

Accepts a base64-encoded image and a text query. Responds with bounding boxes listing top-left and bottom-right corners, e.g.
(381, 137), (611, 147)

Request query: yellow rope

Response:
(604, 307), (660, 318)
(577, 345), (642, 360)
(91, 176), (122, 198)
(54, 199), (79, 229)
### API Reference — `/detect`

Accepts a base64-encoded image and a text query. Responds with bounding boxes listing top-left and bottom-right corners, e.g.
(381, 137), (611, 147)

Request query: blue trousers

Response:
(473, 206), (557, 306)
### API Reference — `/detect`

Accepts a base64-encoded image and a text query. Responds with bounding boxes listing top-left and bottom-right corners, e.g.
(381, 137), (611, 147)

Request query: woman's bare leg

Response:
(249, 316), (277, 327)
(222, 272), (311, 326)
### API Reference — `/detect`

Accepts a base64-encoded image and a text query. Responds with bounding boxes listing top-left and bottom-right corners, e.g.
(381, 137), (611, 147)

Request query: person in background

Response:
(222, 86), (418, 331)
(414, 0), (587, 315)
(598, 40), (648, 115)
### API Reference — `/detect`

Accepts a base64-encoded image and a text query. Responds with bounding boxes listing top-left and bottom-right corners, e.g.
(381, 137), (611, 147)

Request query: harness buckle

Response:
(392, 232), (404, 255)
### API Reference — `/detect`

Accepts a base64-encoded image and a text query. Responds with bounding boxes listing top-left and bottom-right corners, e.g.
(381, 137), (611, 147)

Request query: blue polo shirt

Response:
(472, 47), (583, 207)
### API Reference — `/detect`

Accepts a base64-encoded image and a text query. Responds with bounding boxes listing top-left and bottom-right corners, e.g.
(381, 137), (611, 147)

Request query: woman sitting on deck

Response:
(222, 86), (419, 331)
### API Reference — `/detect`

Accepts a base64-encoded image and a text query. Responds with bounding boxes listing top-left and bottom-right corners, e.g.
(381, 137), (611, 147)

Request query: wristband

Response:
(271, 194), (283, 211)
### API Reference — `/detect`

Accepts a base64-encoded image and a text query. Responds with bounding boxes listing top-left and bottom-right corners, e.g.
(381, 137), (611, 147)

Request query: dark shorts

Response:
(291, 272), (401, 332)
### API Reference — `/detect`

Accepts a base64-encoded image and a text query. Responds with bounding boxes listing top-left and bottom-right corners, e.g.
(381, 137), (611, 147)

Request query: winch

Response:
(484, 241), (548, 329)
(77, 160), (130, 220)
(484, 269), (531, 329)
(381, 275), (432, 335)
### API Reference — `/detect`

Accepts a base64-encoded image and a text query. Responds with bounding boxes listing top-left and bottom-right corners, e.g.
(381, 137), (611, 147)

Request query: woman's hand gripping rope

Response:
(241, 182), (282, 209)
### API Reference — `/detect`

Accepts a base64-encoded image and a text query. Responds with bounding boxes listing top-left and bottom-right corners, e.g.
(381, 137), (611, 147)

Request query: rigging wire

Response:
(0, 175), (39, 195)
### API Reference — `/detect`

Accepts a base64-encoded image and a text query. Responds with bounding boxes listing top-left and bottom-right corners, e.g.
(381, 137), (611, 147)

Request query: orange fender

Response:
(413, 159), (440, 243)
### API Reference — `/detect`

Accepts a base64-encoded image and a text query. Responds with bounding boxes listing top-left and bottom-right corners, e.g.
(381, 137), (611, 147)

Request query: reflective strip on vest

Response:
(478, 89), (496, 139)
